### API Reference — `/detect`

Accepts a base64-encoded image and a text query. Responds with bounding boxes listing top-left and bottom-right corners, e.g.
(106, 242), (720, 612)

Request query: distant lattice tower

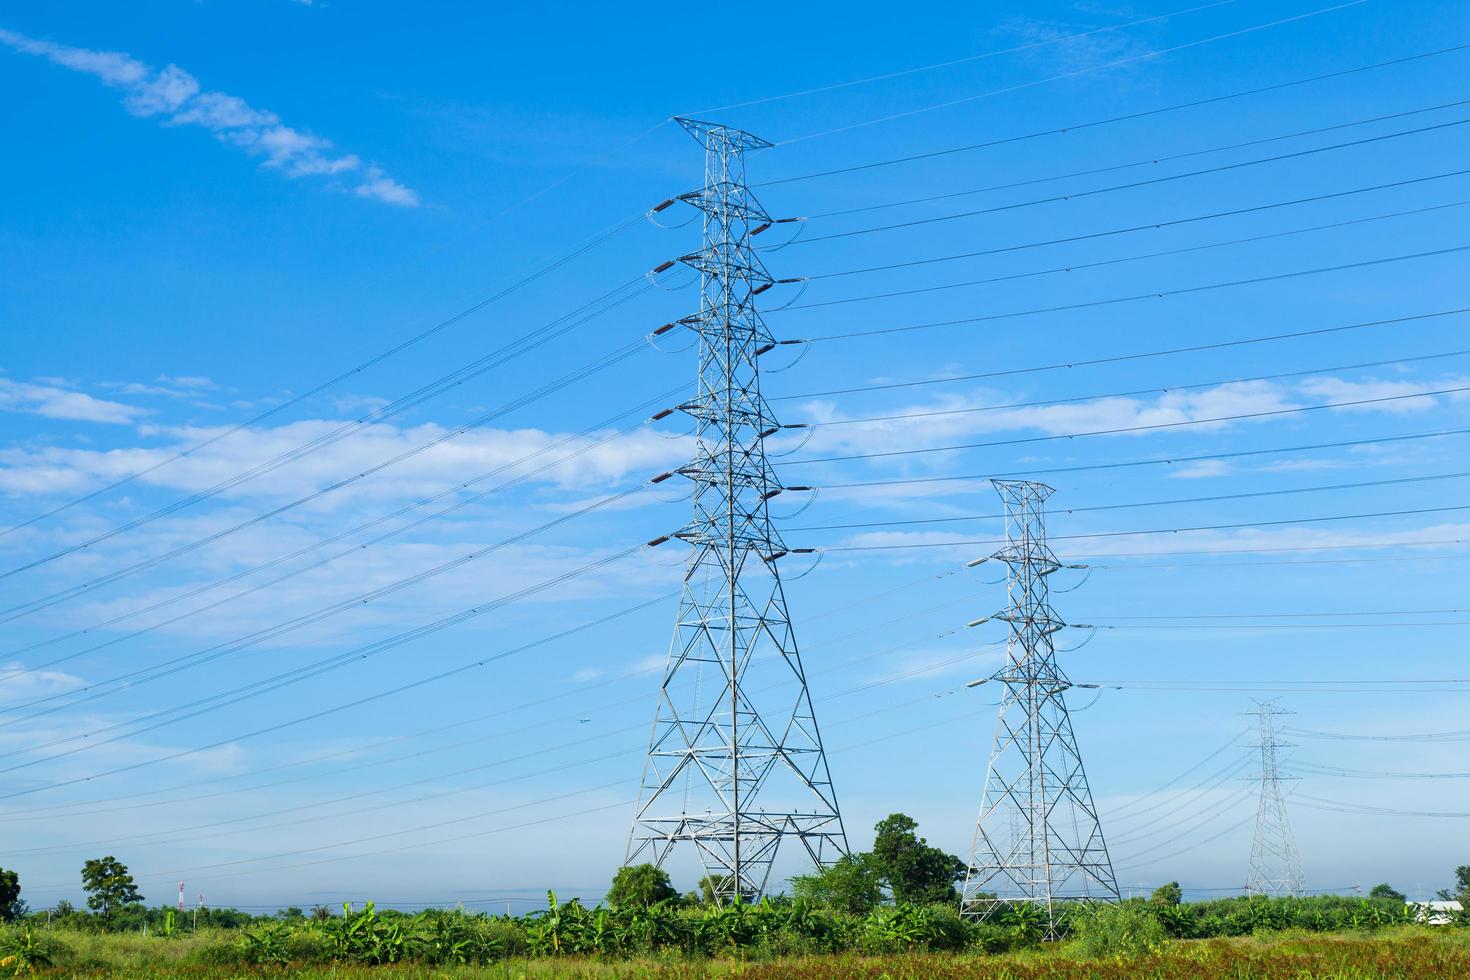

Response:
(625, 117), (847, 903)
(961, 479), (1118, 936)
(1245, 699), (1304, 897)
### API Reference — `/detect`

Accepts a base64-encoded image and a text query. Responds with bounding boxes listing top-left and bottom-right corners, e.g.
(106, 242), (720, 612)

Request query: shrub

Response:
(1072, 902), (1169, 959)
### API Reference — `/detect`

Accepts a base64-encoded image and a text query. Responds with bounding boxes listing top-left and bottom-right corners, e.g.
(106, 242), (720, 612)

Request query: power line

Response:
(776, 0), (1371, 144)
(779, 200), (1470, 313)
(0, 214), (653, 543)
(798, 170), (1470, 281)
(0, 545), (659, 798)
(1286, 725), (1470, 742)
(1293, 794), (1470, 818)
(683, 0), (1241, 115)
(801, 102), (1470, 221)
(762, 38), (1469, 180)
(0, 291), (655, 590)
(778, 308), (1469, 401)
(786, 117), (1470, 245)
(0, 565), (974, 820)
(782, 383), (1470, 467)
(785, 344), (1470, 432)
(0, 389), (687, 680)
(820, 426), (1470, 490)
(814, 503), (1470, 553)
(791, 470), (1470, 532)
(0, 480), (657, 727)
(801, 244), (1470, 343)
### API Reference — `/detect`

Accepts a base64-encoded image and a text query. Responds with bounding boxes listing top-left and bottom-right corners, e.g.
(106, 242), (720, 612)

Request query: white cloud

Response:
(0, 27), (419, 207)
(0, 377), (147, 424)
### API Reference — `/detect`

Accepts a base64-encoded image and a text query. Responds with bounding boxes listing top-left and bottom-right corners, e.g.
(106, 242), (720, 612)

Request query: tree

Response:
(0, 867), (22, 922)
(81, 856), (142, 923)
(1438, 865), (1470, 903)
(1369, 883), (1406, 902)
(607, 863), (677, 909)
(790, 854), (884, 915)
(696, 875), (732, 905)
(868, 813), (965, 906)
(1149, 881), (1183, 906)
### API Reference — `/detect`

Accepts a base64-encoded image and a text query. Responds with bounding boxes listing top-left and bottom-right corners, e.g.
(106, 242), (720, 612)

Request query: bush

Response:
(1072, 902), (1169, 959)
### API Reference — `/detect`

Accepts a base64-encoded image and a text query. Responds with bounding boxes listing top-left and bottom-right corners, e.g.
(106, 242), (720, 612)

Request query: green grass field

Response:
(5, 926), (1469, 978)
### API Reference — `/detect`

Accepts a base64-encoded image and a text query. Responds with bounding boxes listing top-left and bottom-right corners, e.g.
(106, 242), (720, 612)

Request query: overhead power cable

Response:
(763, 38), (1469, 178)
(780, 200), (1470, 313)
(801, 170), (1470, 281)
(816, 503), (1470, 553)
(793, 470), (1470, 532)
(820, 425), (1470, 490)
(0, 543), (658, 796)
(1286, 725), (1470, 742)
(1293, 794), (1470, 818)
(778, 308), (1469, 401)
(0, 565), (973, 819)
(801, 243), (1470, 343)
(777, 0), (1371, 144)
(685, 0), (1240, 115)
(0, 334), (656, 622)
(782, 383), (1470, 467)
(0, 387), (688, 681)
(0, 476), (658, 728)
(1107, 729), (1250, 818)
(0, 282), (655, 587)
(1288, 761), (1470, 779)
(802, 101), (1470, 221)
(784, 346), (1470, 433)
(786, 117), (1470, 245)
(0, 213), (651, 542)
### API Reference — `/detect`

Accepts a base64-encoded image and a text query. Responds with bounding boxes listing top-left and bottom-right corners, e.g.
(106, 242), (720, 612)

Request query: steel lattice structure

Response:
(626, 117), (847, 903)
(961, 479), (1118, 935)
(1245, 698), (1304, 897)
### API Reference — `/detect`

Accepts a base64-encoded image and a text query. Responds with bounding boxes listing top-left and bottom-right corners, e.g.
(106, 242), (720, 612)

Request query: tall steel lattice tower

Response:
(1245, 699), (1304, 897)
(626, 117), (847, 902)
(961, 479), (1118, 935)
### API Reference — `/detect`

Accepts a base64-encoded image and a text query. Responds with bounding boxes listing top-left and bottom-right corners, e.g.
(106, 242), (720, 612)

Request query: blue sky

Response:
(1, 0), (1469, 911)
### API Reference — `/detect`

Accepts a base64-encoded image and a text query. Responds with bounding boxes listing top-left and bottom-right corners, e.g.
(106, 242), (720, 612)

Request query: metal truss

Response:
(961, 479), (1119, 936)
(626, 117), (847, 903)
(1246, 698), (1305, 897)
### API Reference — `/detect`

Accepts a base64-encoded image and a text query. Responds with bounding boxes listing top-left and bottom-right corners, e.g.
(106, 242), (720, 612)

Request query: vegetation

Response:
(79, 859), (142, 926)
(0, 850), (1462, 974)
(1369, 882), (1406, 902)
(0, 870), (23, 924)
(607, 865), (678, 911)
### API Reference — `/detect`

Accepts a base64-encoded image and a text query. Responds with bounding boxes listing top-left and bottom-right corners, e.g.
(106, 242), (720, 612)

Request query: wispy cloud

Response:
(0, 377), (147, 424)
(0, 27), (419, 207)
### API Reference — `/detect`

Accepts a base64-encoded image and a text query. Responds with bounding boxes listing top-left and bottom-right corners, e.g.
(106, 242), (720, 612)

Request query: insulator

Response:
(967, 616), (990, 628)
(792, 547), (816, 554)
(758, 427), (779, 439)
(777, 339), (803, 346)
(760, 489), (782, 500)
(651, 322), (677, 336)
(763, 550), (788, 562)
(646, 535), (670, 547)
(774, 216), (803, 223)
(776, 277), (803, 284)
(650, 408), (674, 422)
(650, 198), (675, 213)
(652, 260), (675, 274)
(750, 222), (772, 236)
(650, 472), (674, 484)
(785, 485), (812, 492)
(754, 343), (776, 356)
(750, 282), (773, 296)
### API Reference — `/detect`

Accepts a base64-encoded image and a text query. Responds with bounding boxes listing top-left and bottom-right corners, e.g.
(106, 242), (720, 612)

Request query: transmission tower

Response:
(626, 117), (847, 902)
(961, 479), (1118, 935)
(1245, 698), (1304, 897)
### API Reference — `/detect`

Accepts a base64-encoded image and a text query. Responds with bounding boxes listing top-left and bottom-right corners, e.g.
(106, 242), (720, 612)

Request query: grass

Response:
(7, 926), (1468, 978)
